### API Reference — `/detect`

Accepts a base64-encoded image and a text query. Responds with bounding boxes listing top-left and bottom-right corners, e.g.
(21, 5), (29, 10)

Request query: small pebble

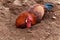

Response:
(13, 0), (22, 6)
(52, 16), (56, 20)
(55, 1), (60, 5)
(27, 29), (32, 33)
(54, 14), (57, 16)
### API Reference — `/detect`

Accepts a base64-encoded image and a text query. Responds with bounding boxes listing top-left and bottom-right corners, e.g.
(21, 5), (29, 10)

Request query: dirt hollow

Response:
(0, 0), (60, 40)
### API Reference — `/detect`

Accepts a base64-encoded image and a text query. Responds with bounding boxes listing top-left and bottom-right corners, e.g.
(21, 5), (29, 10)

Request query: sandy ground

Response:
(0, 0), (60, 40)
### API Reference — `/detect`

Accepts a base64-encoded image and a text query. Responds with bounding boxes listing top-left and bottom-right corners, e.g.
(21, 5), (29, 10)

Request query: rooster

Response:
(16, 3), (53, 29)
(16, 11), (37, 28)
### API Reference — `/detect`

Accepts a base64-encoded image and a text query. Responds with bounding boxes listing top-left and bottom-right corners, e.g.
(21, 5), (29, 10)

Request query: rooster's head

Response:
(25, 15), (33, 28)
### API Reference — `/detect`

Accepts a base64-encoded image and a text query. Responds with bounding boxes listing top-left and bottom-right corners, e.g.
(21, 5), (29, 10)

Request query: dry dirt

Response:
(0, 0), (60, 40)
